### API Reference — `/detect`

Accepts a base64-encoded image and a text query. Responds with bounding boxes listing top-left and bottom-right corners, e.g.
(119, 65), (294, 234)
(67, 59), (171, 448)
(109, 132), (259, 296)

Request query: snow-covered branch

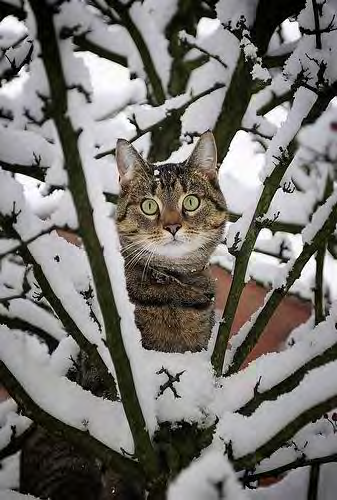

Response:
(227, 190), (337, 373)
(29, 0), (158, 478)
(0, 331), (140, 482)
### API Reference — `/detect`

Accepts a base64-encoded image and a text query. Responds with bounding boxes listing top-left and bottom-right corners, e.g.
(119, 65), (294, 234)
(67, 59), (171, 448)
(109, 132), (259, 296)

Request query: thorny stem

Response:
(238, 327), (337, 416)
(234, 394), (337, 471)
(243, 452), (337, 485)
(95, 83), (225, 160)
(227, 199), (337, 374)
(27, 0), (159, 479)
(211, 142), (299, 375)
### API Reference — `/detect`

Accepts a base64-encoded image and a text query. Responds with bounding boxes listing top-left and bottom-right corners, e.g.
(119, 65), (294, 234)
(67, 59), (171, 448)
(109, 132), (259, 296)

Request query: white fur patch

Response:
(153, 234), (205, 258)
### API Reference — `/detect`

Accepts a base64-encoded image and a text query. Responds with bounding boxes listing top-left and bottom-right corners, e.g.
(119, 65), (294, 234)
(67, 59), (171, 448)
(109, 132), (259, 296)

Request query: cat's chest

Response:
(125, 267), (215, 307)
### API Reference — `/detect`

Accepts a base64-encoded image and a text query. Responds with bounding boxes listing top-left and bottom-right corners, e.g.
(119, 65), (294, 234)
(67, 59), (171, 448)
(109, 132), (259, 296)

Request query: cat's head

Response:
(115, 131), (227, 272)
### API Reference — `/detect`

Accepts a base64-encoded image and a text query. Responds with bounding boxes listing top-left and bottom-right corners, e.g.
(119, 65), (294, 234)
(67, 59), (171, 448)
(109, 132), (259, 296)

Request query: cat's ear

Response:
(116, 139), (148, 183)
(186, 131), (217, 179)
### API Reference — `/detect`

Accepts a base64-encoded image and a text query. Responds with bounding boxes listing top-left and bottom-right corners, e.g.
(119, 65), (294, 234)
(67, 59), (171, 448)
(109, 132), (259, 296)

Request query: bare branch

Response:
(95, 83), (225, 160)
(242, 452), (337, 485)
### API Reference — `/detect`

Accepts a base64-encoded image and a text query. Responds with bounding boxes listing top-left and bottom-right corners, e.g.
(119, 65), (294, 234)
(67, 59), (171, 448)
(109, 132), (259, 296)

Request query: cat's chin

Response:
(153, 238), (203, 259)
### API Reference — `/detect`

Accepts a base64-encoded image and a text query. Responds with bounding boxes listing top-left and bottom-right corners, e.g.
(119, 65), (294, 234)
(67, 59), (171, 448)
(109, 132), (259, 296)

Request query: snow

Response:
(302, 190), (337, 244)
(261, 87), (318, 180)
(217, 302), (337, 413)
(250, 467), (309, 500)
(214, 358), (337, 459)
(216, 0), (259, 28)
(0, 491), (39, 500)
(168, 449), (248, 500)
(1, 0), (337, 497)
(0, 327), (133, 454)
(0, 455), (21, 493)
(0, 399), (31, 452)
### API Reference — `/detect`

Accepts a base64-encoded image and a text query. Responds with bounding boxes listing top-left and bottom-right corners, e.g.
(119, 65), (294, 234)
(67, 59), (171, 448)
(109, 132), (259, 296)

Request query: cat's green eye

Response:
(183, 194), (200, 212)
(141, 198), (159, 215)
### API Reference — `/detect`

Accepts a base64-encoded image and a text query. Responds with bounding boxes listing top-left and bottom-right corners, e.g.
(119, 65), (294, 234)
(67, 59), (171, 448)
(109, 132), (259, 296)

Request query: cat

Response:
(116, 131), (227, 352)
(20, 131), (227, 499)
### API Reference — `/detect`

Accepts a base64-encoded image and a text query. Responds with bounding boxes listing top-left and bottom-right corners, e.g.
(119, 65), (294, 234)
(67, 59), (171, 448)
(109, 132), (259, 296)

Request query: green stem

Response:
(211, 145), (298, 375)
(238, 336), (337, 416)
(29, 0), (158, 478)
(234, 394), (337, 471)
(228, 200), (337, 375)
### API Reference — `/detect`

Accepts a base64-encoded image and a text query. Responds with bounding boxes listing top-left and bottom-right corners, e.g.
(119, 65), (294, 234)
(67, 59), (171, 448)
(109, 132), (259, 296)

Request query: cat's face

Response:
(115, 132), (227, 270)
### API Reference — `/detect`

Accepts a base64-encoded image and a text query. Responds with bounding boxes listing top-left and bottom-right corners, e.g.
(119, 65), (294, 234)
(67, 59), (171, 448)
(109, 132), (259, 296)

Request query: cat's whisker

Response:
(121, 239), (149, 254)
(141, 245), (156, 283)
(125, 242), (155, 272)
(125, 247), (149, 270)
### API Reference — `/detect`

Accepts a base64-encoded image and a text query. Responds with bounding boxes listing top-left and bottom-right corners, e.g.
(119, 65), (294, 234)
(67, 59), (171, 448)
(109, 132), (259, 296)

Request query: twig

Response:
(211, 144), (298, 375)
(234, 394), (337, 471)
(256, 89), (292, 117)
(181, 39), (228, 69)
(0, 314), (59, 352)
(0, 225), (58, 260)
(105, 0), (165, 105)
(0, 1), (26, 22)
(73, 34), (127, 67)
(0, 215), (118, 401)
(95, 82), (225, 159)
(242, 452), (337, 484)
(227, 198), (337, 374)
(0, 423), (35, 461)
(314, 244), (325, 325)
(312, 0), (323, 49)
(0, 159), (47, 182)
(238, 330), (337, 416)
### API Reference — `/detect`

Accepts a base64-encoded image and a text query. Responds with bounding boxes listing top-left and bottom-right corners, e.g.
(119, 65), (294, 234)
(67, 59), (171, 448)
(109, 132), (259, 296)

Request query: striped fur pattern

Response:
(116, 131), (227, 352)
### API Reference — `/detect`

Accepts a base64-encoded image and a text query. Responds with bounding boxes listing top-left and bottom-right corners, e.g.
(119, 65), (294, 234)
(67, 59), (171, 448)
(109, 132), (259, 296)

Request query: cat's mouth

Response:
(166, 238), (182, 245)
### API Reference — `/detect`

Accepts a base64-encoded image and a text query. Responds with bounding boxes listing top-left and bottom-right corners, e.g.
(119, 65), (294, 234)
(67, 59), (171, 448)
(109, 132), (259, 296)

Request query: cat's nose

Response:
(164, 223), (182, 236)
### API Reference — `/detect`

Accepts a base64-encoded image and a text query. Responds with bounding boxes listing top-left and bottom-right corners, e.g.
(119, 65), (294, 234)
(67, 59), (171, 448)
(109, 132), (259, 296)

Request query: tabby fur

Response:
(116, 131), (227, 352)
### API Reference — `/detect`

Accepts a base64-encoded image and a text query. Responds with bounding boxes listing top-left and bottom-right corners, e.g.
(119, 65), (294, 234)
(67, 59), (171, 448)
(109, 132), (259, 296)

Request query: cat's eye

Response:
(183, 194), (200, 212)
(141, 198), (159, 215)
